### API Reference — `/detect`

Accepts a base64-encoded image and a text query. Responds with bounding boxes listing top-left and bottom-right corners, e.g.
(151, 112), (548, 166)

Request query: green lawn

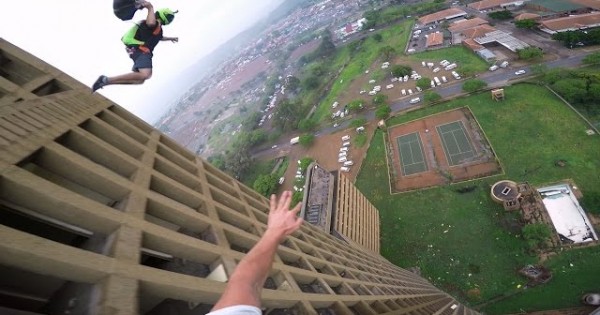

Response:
(241, 159), (278, 187)
(313, 19), (414, 122)
(356, 83), (600, 311)
(410, 46), (490, 75)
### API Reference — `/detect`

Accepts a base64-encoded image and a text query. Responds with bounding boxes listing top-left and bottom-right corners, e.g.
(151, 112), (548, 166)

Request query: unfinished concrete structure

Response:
(0, 39), (478, 315)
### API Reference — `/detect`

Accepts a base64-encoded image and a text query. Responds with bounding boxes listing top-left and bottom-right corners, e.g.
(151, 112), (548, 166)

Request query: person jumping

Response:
(92, 1), (178, 92)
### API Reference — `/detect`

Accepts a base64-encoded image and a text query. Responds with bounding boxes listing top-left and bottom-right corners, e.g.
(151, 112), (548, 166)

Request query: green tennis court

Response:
(436, 121), (475, 166)
(396, 132), (427, 176)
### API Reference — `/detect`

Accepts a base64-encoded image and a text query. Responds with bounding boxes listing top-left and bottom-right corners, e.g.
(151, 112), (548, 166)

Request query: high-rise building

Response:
(0, 39), (477, 315)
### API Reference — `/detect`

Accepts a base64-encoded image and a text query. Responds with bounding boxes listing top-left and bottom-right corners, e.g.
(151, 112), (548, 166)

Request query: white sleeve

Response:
(206, 305), (262, 315)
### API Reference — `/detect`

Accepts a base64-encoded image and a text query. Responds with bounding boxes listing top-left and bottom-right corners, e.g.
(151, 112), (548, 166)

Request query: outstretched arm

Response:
(161, 36), (178, 42)
(139, 1), (156, 27)
(211, 191), (303, 311)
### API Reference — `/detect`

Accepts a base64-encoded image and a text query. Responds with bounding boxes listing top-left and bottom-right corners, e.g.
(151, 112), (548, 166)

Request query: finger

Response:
(277, 191), (290, 210)
(269, 194), (276, 213)
(293, 218), (304, 230)
(281, 191), (292, 211)
(290, 202), (301, 215)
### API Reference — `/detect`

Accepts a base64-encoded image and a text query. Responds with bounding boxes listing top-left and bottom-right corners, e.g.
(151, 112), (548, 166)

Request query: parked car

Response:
(409, 97), (421, 104)
(583, 293), (600, 306)
(340, 166), (350, 172)
(515, 70), (526, 75)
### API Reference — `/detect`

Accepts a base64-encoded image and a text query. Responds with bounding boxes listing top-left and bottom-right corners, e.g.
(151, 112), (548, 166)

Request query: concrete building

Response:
(0, 38), (478, 314)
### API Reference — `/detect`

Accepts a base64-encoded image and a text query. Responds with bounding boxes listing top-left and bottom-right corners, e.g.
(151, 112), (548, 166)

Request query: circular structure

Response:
(490, 180), (520, 204)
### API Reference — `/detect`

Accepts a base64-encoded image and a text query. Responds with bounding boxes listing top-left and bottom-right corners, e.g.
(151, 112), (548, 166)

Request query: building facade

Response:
(0, 39), (477, 315)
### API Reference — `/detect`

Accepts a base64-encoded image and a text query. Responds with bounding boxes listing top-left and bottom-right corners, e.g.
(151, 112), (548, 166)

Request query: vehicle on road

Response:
(278, 177), (285, 185)
(343, 161), (354, 166)
(489, 65), (498, 71)
(271, 145), (278, 149)
(515, 70), (526, 75)
(409, 97), (421, 104)
(290, 137), (299, 145)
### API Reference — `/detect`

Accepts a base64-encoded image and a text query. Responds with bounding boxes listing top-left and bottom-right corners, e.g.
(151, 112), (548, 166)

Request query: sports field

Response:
(436, 121), (476, 166)
(387, 107), (501, 192)
(396, 132), (427, 176)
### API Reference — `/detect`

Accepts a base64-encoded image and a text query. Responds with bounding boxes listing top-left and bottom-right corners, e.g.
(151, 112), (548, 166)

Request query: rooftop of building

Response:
(426, 32), (444, 47)
(417, 8), (467, 25)
(462, 24), (498, 39)
(463, 38), (486, 51)
(540, 11), (600, 31)
(572, 0), (600, 10)
(448, 17), (489, 33)
(474, 30), (530, 51)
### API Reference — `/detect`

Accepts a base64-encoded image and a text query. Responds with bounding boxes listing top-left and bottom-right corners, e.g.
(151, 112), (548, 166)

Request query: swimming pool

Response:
(537, 184), (598, 244)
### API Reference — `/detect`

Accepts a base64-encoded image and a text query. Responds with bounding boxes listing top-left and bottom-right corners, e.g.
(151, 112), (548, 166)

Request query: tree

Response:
(416, 77), (432, 90)
(299, 157), (314, 173)
(517, 47), (543, 60)
(375, 105), (391, 119)
(208, 154), (226, 170)
(363, 10), (381, 29)
(298, 118), (316, 132)
(373, 33), (383, 42)
(531, 63), (548, 75)
(373, 94), (388, 106)
(299, 134), (315, 147)
(253, 174), (278, 197)
(273, 99), (305, 131)
(583, 52), (600, 65)
(350, 118), (367, 128)
(487, 10), (512, 20)
(286, 76), (300, 92)
(249, 130), (267, 145)
(347, 99), (364, 111)
(462, 79), (488, 92)
(302, 76), (321, 90)
(515, 19), (537, 29)
(379, 45), (396, 61)
(423, 91), (442, 104)
(391, 64), (412, 77)
(224, 145), (253, 178)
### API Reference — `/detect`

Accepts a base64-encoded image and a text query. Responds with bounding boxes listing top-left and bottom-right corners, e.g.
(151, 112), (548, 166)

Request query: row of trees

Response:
(552, 28), (600, 48)
(363, 0), (445, 29)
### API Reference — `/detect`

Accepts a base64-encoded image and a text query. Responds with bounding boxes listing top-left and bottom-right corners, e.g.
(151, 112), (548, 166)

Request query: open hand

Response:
(170, 37), (179, 43)
(267, 191), (303, 241)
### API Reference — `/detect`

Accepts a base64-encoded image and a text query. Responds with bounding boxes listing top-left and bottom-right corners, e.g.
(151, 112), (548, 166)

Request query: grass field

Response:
(313, 19), (414, 122)
(410, 46), (489, 75)
(241, 159), (278, 187)
(356, 83), (600, 312)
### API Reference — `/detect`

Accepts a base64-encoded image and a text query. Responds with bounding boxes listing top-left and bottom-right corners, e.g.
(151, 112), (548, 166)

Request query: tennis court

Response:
(396, 132), (427, 176)
(436, 121), (475, 166)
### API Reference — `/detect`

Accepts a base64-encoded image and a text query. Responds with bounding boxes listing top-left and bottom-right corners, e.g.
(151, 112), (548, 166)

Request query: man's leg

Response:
(92, 51), (153, 92)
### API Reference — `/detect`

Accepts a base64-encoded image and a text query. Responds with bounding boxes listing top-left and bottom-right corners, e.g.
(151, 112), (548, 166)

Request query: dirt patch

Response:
(386, 107), (501, 193)
(277, 121), (378, 193)
(289, 39), (321, 62)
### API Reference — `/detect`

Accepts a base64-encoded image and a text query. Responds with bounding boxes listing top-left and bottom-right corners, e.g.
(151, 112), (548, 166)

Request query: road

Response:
(252, 51), (591, 159)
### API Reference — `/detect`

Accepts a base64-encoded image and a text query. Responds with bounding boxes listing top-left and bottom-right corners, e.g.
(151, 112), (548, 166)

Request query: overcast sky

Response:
(2, 0), (283, 122)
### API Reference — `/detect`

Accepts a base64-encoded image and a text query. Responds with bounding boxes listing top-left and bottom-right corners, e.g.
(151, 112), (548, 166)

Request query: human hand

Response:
(171, 37), (179, 43)
(266, 191), (303, 241)
(139, 1), (153, 9)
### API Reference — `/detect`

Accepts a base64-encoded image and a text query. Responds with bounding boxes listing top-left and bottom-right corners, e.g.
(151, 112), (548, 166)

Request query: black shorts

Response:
(129, 49), (153, 72)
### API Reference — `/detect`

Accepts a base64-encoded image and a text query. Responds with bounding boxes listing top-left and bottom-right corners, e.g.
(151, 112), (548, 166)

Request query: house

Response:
(526, 0), (590, 18)
(473, 30), (530, 52)
(417, 8), (467, 26)
(426, 32), (444, 48)
(515, 13), (540, 21)
(539, 11), (600, 34)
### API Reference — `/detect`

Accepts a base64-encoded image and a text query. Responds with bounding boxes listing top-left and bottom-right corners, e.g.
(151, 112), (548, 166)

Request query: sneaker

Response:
(92, 75), (108, 93)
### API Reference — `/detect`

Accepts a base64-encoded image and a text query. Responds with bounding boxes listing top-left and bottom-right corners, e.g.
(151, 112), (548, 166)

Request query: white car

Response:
(409, 97), (421, 104)
(271, 145), (278, 149)
(515, 70), (526, 75)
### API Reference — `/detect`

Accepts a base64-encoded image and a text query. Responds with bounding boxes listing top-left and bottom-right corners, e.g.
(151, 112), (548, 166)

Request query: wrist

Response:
(263, 228), (286, 243)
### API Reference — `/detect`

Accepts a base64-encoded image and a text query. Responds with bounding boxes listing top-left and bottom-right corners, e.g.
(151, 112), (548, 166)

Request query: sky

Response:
(2, 0), (283, 123)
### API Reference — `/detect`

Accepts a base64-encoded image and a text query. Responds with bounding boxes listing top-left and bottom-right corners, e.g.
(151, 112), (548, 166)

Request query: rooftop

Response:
(474, 30), (530, 52)
(463, 38), (486, 51)
(540, 11), (600, 32)
(426, 32), (444, 47)
(572, 0), (600, 10)
(468, 0), (527, 11)
(448, 17), (489, 33)
(418, 8), (467, 25)
(462, 24), (497, 38)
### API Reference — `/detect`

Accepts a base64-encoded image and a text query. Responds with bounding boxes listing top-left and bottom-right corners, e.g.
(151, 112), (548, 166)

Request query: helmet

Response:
(156, 8), (177, 25)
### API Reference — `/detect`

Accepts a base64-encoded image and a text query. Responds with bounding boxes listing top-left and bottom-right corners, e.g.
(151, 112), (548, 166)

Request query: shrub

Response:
(462, 79), (488, 92)
(391, 65), (412, 77)
(424, 91), (442, 104)
(522, 223), (552, 251)
(416, 77), (432, 90)
(299, 134), (315, 147)
(517, 47), (543, 60)
(373, 94), (388, 106)
(375, 105), (391, 119)
(253, 174), (278, 197)
(350, 118), (367, 128)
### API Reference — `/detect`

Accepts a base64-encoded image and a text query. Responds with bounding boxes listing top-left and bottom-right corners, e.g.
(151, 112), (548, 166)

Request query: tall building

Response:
(0, 39), (477, 315)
